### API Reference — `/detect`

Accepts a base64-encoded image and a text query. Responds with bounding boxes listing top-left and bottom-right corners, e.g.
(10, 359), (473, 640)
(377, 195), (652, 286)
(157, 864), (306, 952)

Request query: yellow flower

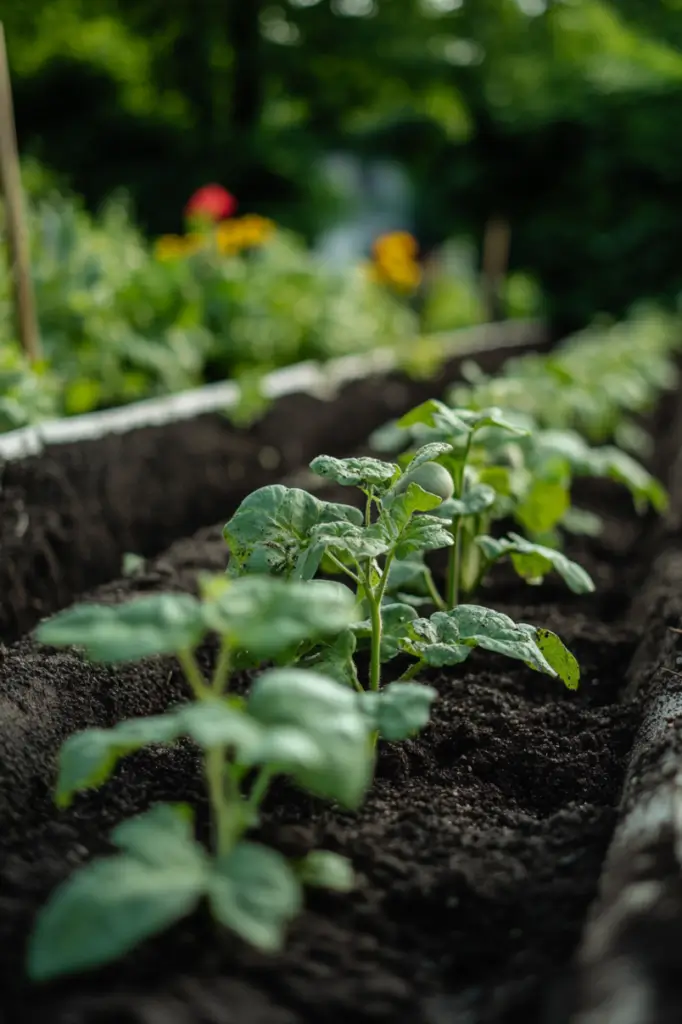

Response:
(369, 231), (422, 293)
(381, 260), (422, 292)
(372, 231), (418, 263)
(154, 232), (208, 261)
(216, 215), (275, 256)
(184, 232), (209, 256)
(154, 235), (188, 262)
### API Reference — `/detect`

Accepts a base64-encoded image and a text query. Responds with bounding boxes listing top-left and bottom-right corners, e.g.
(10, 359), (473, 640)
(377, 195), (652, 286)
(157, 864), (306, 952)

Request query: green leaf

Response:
(462, 408), (530, 437)
(595, 447), (668, 513)
(479, 464), (512, 493)
(178, 701), (265, 753)
(55, 701), (274, 807)
(401, 605), (576, 681)
(515, 480), (570, 535)
(309, 455), (399, 491)
(534, 628), (580, 691)
(55, 714), (186, 807)
(405, 441), (454, 472)
(433, 484), (497, 520)
(378, 486), (454, 560)
(398, 400), (527, 442)
(203, 576), (358, 659)
(35, 594), (206, 662)
(400, 615), (472, 668)
(28, 851), (206, 981)
(353, 602), (418, 662)
(561, 506), (604, 538)
(312, 520), (390, 561)
(393, 515), (454, 560)
(477, 533), (595, 594)
(296, 850), (355, 892)
(385, 553), (432, 599)
(358, 682), (437, 740)
(384, 479), (444, 516)
(398, 398), (463, 432)
(111, 804), (206, 868)
(247, 669), (373, 808)
(208, 842), (302, 952)
(243, 726), (325, 774)
(531, 431), (667, 513)
(298, 629), (359, 688)
(369, 419), (409, 453)
(223, 485), (362, 578)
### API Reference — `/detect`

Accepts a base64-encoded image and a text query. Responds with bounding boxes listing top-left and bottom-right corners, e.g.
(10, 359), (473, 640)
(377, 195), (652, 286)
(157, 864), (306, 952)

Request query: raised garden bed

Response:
(2, 320), (682, 1024)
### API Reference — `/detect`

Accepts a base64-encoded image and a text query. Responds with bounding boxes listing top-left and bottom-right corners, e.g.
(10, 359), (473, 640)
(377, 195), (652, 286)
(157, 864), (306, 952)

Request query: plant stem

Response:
(365, 491), (373, 527)
(375, 552), (394, 605)
(349, 660), (365, 693)
(327, 552), (362, 586)
(398, 660), (423, 682)
(446, 434), (472, 610)
(448, 519), (462, 610)
(425, 567), (447, 611)
(367, 592), (382, 692)
(245, 766), (273, 818)
(211, 636), (232, 695)
(178, 649), (211, 700)
(205, 747), (230, 856)
(366, 551), (394, 693)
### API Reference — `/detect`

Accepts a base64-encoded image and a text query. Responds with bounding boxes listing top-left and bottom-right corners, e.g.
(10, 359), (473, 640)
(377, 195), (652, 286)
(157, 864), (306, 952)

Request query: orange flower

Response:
(372, 231), (418, 263)
(369, 231), (422, 293)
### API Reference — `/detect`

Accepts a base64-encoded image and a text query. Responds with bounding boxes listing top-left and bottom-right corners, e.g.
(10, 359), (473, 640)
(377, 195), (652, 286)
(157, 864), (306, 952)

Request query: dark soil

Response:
(0, 374), (680, 1024)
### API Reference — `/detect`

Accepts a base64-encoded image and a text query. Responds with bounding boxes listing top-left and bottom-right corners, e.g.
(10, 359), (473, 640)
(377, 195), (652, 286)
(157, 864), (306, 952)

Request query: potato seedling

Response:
(224, 444), (455, 693)
(450, 310), (679, 455)
(28, 576), (378, 981)
(372, 397), (665, 609)
(224, 448), (581, 698)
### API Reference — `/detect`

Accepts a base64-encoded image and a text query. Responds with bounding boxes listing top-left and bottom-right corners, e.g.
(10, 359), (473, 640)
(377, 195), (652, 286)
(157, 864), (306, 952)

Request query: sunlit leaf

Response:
(309, 454), (399, 490)
(224, 485), (362, 578)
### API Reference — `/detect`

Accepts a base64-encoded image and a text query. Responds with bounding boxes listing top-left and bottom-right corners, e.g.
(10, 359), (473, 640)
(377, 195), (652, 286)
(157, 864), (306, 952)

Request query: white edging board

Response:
(0, 320), (544, 462)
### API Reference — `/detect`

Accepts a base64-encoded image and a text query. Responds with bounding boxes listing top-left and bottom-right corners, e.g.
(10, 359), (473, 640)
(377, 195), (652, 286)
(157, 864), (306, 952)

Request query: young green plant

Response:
(27, 575), (376, 982)
(373, 397), (665, 608)
(224, 444), (456, 693)
(223, 449), (582, 696)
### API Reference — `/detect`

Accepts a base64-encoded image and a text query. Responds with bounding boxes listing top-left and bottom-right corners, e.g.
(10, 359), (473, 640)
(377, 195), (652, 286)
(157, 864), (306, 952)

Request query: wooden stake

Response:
(481, 216), (511, 323)
(0, 23), (41, 363)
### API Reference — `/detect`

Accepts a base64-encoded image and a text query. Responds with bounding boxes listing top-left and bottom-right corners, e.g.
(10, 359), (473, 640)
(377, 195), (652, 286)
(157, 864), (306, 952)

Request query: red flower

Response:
(184, 184), (237, 222)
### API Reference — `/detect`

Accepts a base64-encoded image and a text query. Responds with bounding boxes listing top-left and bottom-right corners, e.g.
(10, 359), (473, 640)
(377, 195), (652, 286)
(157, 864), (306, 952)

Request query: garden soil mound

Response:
(0, 385), (680, 1024)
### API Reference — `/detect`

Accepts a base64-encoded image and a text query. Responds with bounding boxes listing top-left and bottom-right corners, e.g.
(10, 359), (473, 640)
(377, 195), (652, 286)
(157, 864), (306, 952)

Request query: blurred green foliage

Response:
(0, 179), (428, 425)
(4, 0), (682, 329)
(4, 173), (533, 429)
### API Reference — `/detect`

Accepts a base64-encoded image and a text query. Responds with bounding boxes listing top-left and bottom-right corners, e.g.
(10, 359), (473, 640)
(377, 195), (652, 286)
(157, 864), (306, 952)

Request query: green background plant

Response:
(5, 0), (682, 330)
